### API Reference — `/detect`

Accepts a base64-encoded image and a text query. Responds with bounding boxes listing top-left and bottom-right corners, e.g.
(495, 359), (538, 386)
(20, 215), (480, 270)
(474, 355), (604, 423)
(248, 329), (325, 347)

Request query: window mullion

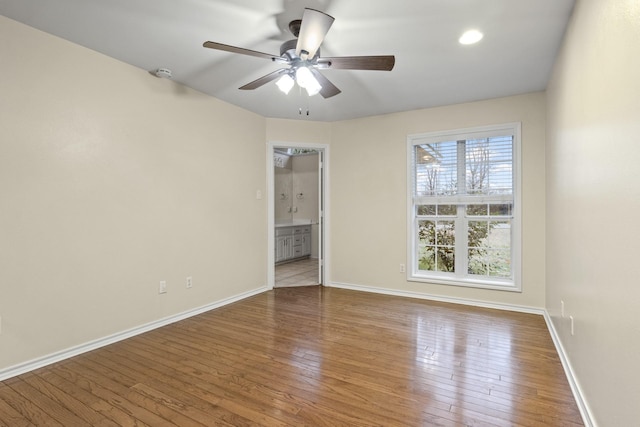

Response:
(455, 205), (466, 277)
(454, 140), (466, 276)
(456, 140), (466, 195)
(408, 123), (520, 291)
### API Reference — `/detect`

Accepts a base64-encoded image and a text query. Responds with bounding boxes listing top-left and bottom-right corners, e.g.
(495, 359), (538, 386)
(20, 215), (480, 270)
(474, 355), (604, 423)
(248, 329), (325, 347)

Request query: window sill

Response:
(408, 274), (521, 292)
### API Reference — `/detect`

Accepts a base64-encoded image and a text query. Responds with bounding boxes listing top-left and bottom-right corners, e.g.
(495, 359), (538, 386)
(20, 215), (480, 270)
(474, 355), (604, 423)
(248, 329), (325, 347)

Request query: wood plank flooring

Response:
(0, 286), (583, 426)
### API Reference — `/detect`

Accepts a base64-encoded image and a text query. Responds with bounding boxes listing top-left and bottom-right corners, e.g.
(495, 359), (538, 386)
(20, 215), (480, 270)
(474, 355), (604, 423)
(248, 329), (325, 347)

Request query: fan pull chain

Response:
(296, 86), (310, 116)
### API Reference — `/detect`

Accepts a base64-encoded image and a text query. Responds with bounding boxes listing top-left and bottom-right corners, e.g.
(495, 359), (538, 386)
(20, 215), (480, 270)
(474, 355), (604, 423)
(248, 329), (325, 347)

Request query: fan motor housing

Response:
(279, 39), (298, 57)
(279, 39), (320, 63)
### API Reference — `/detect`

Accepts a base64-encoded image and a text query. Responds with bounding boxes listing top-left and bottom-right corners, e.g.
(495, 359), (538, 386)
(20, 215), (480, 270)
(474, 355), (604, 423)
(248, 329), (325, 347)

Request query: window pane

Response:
(436, 247), (455, 272)
(436, 221), (455, 247)
(467, 204), (487, 216)
(418, 220), (436, 245)
(468, 248), (511, 277)
(488, 221), (511, 249)
(438, 205), (458, 216)
(468, 248), (488, 275)
(489, 204), (512, 216)
(437, 205), (457, 216)
(465, 137), (513, 196)
(436, 221), (455, 272)
(468, 221), (489, 246)
(468, 220), (511, 277)
(414, 141), (458, 197)
(417, 220), (455, 273)
(488, 249), (511, 277)
(417, 205), (436, 216)
(468, 222), (511, 247)
(418, 247), (435, 271)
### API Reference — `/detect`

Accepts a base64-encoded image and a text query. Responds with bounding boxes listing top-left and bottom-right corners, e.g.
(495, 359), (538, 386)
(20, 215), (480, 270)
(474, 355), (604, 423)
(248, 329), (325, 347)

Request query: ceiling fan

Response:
(203, 8), (395, 98)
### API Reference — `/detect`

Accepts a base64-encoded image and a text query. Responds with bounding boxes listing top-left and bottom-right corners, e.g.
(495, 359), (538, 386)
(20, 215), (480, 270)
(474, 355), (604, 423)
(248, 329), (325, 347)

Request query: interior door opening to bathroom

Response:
(268, 143), (328, 289)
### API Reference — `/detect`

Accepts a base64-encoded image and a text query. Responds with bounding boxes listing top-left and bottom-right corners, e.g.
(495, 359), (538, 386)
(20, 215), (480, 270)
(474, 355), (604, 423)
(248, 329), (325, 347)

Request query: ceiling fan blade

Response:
(295, 8), (334, 60)
(203, 41), (280, 61)
(310, 69), (341, 99)
(317, 55), (395, 71)
(239, 69), (289, 90)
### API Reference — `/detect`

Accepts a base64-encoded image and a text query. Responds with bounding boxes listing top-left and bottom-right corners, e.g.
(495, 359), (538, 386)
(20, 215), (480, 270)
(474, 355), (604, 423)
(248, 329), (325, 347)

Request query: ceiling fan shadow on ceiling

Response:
(203, 8), (395, 99)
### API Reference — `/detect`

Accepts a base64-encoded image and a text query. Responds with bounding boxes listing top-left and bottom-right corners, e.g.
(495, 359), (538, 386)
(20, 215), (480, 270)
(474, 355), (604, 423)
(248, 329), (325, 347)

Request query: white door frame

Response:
(267, 141), (330, 290)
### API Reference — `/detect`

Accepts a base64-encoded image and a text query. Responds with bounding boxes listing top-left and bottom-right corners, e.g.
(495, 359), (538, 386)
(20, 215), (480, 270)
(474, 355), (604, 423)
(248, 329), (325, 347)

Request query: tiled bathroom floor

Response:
(275, 258), (319, 287)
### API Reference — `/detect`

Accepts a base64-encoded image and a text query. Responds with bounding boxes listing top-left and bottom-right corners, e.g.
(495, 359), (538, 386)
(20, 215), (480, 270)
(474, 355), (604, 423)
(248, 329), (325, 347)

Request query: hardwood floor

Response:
(0, 286), (583, 426)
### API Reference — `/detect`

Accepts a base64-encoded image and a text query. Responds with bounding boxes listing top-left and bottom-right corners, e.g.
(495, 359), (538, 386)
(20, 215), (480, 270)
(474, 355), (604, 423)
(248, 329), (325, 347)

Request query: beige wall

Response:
(0, 16), (267, 370)
(266, 119), (332, 146)
(546, 0), (640, 424)
(330, 93), (547, 308)
(7, 7), (633, 422)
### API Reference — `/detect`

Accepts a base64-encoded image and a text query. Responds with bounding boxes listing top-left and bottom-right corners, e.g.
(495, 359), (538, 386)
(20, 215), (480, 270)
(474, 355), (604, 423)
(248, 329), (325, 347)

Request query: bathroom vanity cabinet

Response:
(275, 225), (311, 263)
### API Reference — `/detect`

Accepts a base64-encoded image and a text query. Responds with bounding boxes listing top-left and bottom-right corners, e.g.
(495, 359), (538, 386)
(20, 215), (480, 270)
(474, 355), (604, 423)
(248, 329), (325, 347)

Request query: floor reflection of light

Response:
(412, 309), (521, 421)
(413, 313), (458, 414)
(450, 314), (517, 419)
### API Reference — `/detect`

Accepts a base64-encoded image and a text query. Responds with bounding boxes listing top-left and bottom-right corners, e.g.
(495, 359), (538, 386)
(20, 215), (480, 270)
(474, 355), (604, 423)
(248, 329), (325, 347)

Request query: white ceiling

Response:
(0, 0), (575, 122)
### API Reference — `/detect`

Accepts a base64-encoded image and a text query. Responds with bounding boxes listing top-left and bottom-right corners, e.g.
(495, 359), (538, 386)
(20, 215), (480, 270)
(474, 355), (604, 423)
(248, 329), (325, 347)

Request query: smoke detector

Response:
(154, 68), (172, 78)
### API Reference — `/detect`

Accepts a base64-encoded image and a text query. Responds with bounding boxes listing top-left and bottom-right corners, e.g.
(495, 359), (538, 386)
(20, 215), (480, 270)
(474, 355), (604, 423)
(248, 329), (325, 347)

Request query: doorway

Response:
(267, 142), (329, 289)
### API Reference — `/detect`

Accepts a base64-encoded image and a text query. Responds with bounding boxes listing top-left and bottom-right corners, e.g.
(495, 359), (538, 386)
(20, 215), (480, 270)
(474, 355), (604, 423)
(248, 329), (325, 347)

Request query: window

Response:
(407, 123), (521, 291)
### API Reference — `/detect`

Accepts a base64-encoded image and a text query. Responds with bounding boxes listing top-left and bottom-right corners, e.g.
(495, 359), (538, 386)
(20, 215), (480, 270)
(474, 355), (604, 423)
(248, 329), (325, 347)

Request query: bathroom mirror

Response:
(274, 150), (293, 222)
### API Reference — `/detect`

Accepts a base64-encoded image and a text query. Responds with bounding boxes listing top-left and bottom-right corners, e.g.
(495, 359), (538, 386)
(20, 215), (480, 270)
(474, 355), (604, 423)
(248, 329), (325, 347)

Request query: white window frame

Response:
(406, 123), (522, 292)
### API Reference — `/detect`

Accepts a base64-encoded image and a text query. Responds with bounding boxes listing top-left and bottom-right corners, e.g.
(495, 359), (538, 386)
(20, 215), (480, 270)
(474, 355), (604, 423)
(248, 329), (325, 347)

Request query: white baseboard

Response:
(327, 281), (545, 315)
(0, 286), (268, 382)
(328, 280), (595, 427)
(543, 311), (597, 427)
(1, 281), (595, 427)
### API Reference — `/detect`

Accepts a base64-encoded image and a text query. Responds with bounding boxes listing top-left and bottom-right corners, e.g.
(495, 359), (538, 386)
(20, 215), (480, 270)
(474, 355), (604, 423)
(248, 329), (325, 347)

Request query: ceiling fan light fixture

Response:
(202, 7), (393, 100)
(276, 74), (295, 94)
(304, 79), (322, 96)
(295, 66), (320, 90)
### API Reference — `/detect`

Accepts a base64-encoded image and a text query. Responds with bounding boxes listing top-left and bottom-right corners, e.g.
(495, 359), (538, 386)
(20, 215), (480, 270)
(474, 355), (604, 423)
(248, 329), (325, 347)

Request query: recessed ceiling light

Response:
(459, 30), (484, 45)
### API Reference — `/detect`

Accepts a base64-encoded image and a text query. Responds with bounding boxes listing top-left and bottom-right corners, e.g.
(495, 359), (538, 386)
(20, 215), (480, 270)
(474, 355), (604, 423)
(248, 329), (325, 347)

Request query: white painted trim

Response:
(267, 141), (330, 288)
(406, 122), (522, 292)
(0, 286), (268, 382)
(266, 143), (276, 290)
(1, 278), (595, 427)
(543, 311), (597, 427)
(328, 281), (543, 315)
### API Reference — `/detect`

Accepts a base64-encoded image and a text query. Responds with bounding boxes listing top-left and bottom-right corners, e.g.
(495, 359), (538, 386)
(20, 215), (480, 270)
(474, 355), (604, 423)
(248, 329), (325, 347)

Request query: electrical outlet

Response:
(569, 315), (575, 336)
(399, 264), (406, 273)
(561, 300), (565, 318)
(186, 276), (193, 289)
(159, 280), (167, 294)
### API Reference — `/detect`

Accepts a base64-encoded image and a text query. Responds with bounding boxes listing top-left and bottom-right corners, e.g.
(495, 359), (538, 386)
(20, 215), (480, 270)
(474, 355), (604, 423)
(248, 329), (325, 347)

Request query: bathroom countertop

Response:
(275, 219), (313, 228)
